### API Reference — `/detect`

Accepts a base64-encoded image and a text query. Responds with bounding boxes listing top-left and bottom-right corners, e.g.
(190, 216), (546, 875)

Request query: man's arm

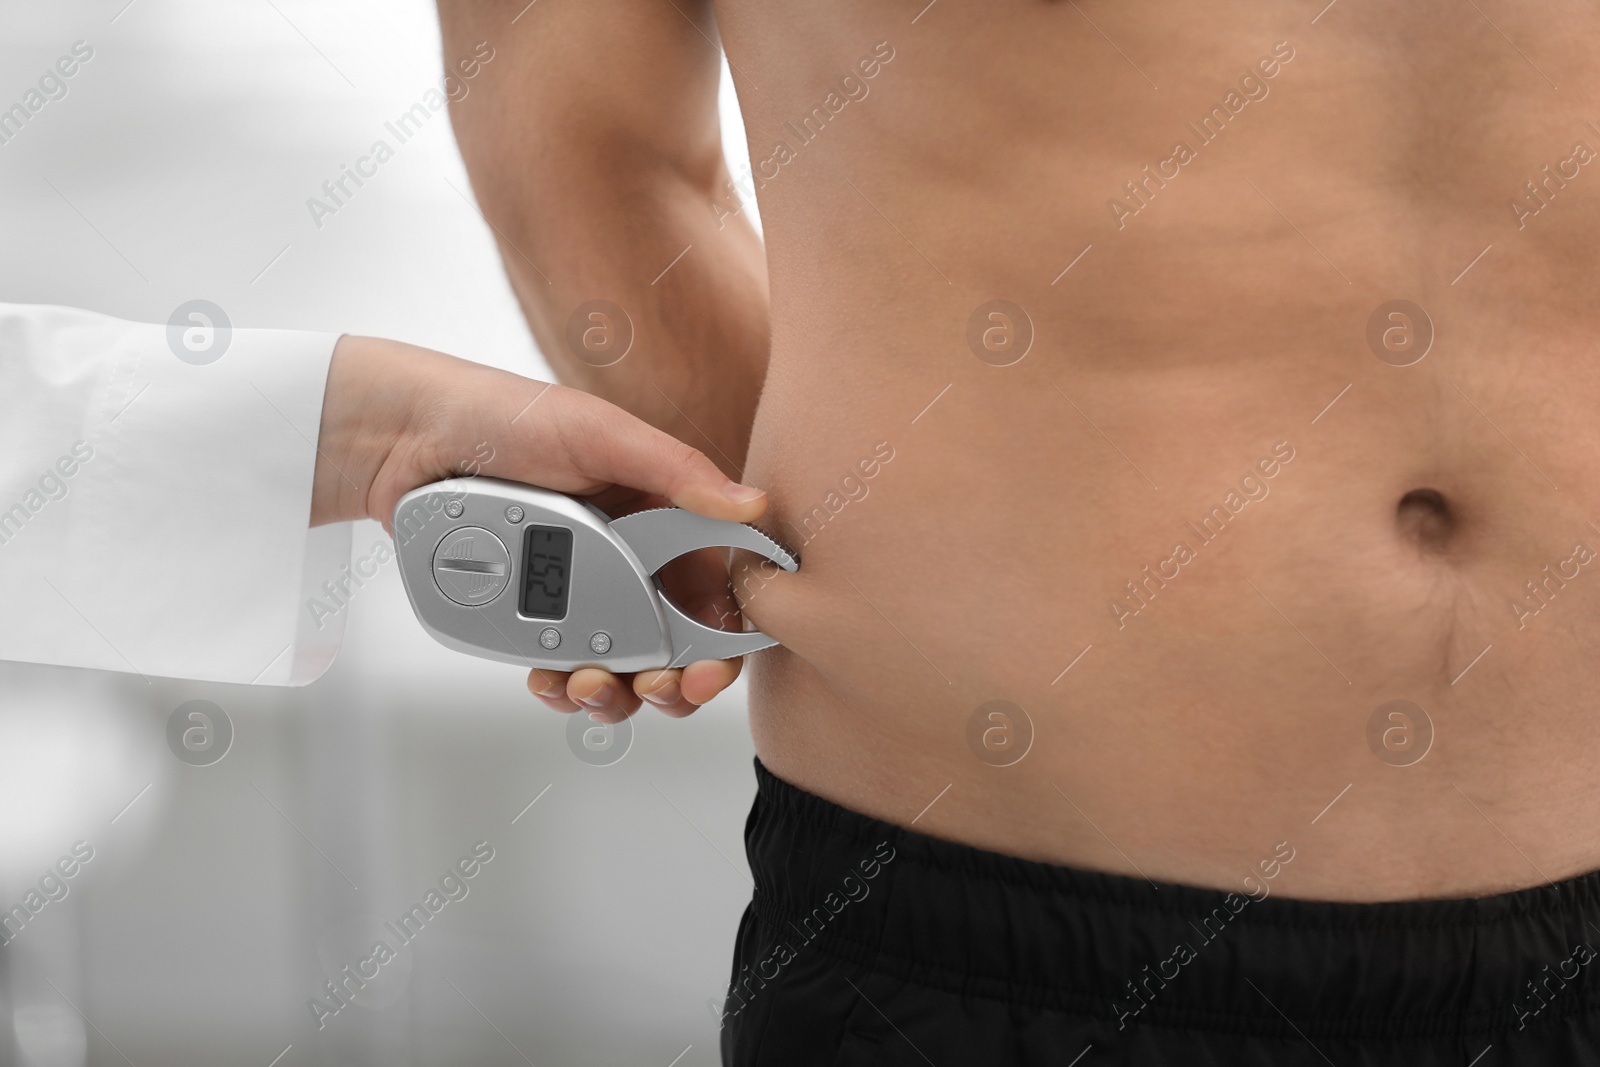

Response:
(438, 0), (768, 478)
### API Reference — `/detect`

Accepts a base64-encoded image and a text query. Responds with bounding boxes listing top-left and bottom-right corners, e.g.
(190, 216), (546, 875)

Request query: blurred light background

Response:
(0, 2), (758, 1064)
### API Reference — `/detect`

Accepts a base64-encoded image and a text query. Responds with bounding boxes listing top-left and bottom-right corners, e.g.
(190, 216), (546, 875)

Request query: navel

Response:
(1396, 488), (1456, 554)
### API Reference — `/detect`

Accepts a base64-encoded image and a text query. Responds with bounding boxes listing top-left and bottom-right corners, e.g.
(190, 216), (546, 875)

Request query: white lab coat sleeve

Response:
(0, 303), (353, 685)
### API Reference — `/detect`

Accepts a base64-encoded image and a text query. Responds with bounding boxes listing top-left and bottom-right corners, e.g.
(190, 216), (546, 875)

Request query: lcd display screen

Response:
(520, 525), (573, 619)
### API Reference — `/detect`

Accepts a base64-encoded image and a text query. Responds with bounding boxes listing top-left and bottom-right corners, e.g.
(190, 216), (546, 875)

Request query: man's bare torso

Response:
(717, 0), (1600, 901)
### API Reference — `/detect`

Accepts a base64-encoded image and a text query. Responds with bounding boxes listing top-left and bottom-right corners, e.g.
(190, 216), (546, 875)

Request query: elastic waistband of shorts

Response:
(746, 758), (1600, 1041)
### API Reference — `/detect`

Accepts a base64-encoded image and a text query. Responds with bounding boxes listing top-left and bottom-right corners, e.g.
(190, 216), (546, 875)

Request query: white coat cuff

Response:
(6, 309), (352, 685)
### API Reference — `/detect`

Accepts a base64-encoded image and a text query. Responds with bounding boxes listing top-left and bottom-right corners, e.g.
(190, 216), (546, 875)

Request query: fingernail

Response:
(642, 679), (681, 706)
(577, 687), (614, 710)
(723, 483), (765, 504)
(533, 674), (565, 698)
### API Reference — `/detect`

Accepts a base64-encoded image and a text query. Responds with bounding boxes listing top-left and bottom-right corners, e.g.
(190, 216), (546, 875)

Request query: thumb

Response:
(551, 391), (769, 523)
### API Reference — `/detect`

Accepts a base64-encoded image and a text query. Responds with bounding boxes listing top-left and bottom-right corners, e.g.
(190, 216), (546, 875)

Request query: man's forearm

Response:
(440, 0), (769, 477)
(498, 173), (768, 477)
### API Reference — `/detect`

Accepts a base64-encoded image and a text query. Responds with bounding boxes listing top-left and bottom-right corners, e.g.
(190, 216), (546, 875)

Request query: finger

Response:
(527, 669), (580, 712)
(679, 657), (744, 707)
(567, 667), (643, 723)
(557, 392), (769, 523)
(634, 669), (699, 718)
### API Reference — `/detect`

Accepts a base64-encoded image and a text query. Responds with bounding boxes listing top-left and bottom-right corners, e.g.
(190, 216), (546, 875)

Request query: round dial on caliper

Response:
(432, 527), (511, 606)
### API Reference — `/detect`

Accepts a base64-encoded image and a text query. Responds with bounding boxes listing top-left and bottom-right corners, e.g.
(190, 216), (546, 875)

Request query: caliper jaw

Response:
(606, 508), (800, 668)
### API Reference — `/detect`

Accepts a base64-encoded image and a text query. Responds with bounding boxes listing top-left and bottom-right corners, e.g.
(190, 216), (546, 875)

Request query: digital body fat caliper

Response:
(394, 478), (799, 672)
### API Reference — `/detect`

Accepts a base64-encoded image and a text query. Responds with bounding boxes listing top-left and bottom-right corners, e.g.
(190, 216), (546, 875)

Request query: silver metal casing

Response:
(393, 478), (800, 672)
(394, 479), (670, 672)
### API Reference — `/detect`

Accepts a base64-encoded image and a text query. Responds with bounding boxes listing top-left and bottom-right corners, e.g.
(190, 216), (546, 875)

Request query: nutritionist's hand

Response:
(312, 335), (768, 718)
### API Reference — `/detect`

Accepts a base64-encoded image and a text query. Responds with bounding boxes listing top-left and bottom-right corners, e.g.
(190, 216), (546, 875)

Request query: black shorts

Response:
(720, 759), (1600, 1065)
